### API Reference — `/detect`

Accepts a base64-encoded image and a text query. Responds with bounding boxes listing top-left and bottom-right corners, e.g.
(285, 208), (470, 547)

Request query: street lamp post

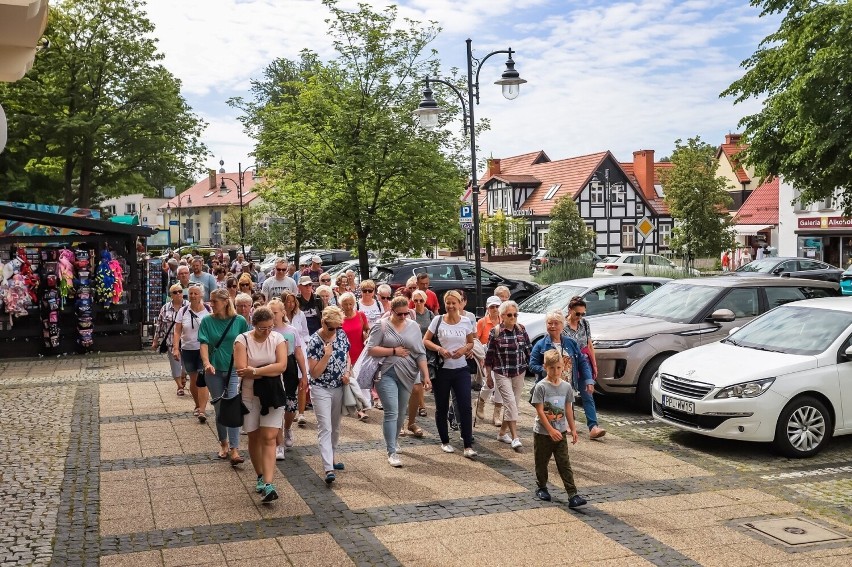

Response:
(163, 195), (193, 249)
(414, 40), (526, 317)
(220, 161), (261, 258)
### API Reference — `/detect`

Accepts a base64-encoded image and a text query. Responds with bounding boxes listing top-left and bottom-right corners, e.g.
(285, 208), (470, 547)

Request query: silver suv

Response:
(589, 276), (839, 409)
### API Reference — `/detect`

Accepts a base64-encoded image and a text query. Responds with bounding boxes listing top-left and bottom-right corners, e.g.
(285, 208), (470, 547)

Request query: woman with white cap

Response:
(475, 295), (504, 425)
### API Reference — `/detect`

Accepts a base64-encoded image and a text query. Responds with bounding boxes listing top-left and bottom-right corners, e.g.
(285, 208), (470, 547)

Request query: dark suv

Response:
(529, 249), (602, 275)
(373, 259), (540, 311)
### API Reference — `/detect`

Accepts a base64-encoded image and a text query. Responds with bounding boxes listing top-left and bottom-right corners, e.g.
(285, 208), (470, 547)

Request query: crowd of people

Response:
(153, 253), (605, 507)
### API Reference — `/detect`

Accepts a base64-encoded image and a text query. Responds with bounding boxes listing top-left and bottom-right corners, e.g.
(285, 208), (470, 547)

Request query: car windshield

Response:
(534, 249), (548, 259)
(518, 285), (585, 314)
(728, 305), (852, 355)
(736, 259), (779, 273)
(625, 282), (720, 323)
(601, 256), (619, 263)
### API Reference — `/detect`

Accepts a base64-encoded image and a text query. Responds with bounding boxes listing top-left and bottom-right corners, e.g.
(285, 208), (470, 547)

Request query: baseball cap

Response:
(310, 255), (322, 264)
(298, 276), (313, 286)
(486, 295), (502, 307)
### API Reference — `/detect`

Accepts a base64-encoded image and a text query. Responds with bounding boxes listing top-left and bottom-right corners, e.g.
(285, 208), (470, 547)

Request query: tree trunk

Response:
(356, 230), (369, 283)
(78, 138), (94, 208)
(63, 156), (75, 206)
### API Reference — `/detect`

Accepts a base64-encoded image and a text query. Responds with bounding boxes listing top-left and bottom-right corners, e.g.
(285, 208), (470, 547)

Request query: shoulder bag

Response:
(214, 329), (249, 428)
(353, 319), (387, 389)
(425, 315), (444, 377)
(580, 317), (597, 380)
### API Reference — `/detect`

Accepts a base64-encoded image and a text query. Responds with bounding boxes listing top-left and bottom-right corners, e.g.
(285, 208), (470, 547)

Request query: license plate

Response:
(662, 395), (694, 414)
(594, 267), (603, 272)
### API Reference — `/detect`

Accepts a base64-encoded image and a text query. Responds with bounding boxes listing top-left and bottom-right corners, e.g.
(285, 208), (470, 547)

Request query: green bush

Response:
(534, 262), (594, 285)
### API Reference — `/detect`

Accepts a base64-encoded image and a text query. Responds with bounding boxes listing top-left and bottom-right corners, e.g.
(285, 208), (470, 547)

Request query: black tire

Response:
(773, 396), (832, 458)
(635, 355), (667, 413)
(622, 273), (633, 277)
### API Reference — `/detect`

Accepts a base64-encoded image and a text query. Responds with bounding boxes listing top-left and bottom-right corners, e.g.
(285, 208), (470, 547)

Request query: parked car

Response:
(841, 266), (852, 295)
(517, 277), (670, 343)
(260, 252), (288, 275)
(733, 257), (843, 282)
(652, 297), (852, 457)
(372, 259), (540, 312)
(324, 258), (377, 284)
(589, 276), (839, 409)
(593, 253), (699, 277)
(528, 249), (602, 275)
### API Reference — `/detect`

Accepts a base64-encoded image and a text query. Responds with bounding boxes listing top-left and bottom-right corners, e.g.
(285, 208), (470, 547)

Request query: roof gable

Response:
(733, 177), (779, 225)
(165, 173), (263, 210)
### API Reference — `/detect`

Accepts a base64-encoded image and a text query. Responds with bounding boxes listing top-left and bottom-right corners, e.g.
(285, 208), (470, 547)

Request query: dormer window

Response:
(543, 184), (561, 200)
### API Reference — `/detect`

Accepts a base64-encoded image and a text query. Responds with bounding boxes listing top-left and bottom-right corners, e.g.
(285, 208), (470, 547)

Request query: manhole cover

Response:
(743, 517), (849, 546)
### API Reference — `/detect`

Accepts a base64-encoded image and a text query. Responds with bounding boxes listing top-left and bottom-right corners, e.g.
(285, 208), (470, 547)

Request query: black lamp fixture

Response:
(414, 40), (527, 315)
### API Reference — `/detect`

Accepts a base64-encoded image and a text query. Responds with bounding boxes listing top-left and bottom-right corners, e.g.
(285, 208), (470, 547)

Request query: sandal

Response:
(418, 407), (427, 418)
(177, 387), (185, 397)
(197, 412), (207, 424)
(357, 411), (369, 421)
(230, 452), (245, 466)
(407, 423), (424, 438)
(373, 399), (383, 410)
(217, 450), (228, 459)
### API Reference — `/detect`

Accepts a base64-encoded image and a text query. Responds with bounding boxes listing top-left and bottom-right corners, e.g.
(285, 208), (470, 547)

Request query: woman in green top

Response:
(199, 288), (249, 465)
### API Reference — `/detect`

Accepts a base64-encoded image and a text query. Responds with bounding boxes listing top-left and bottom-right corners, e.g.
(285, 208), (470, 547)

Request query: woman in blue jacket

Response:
(529, 311), (602, 439)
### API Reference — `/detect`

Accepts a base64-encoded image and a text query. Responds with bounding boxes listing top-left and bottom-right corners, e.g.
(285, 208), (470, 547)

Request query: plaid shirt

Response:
(484, 324), (532, 378)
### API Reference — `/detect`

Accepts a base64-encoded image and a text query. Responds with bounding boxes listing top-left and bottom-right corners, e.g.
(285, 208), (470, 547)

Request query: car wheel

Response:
(635, 355), (668, 413)
(622, 273), (633, 277)
(773, 396), (832, 458)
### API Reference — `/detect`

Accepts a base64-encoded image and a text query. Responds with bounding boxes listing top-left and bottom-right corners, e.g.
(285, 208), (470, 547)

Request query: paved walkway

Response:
(0, 352), (850, 566)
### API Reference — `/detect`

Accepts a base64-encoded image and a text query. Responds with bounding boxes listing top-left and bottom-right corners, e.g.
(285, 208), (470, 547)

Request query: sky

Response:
(143, 0), (779, 178)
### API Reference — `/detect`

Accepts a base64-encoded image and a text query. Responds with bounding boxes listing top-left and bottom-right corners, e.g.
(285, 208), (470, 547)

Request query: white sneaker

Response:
(284, 428), (294, 448)
(388, 453), (402, 467)
(498, 433), (512, 444)
(296, 414), (306, 425)
(395, 444), (401, 454)
(463, 447), (478, 459)
(511, 438), (523, 451)
(440, 443), (455, 453)
(240, 427), (247, 436)
(275, 446), (286, 461)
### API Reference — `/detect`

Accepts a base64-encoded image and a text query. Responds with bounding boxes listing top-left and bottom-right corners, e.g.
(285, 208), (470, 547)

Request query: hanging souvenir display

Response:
(57, 249), (76, 303)
(95, 250), (117, 307)
(15, 247), (38, 303)
(41, 274), (61, 349)
(108, 257), (124, 304)
(74, 249), (94, 350)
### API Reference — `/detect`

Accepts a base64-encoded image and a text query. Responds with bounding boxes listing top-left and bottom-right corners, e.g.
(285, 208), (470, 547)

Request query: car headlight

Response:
(593, 338), (645, 349)
(714, 378), (775, 399)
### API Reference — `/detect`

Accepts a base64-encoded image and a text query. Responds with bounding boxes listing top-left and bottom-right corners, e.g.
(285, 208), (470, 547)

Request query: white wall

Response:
(778, 178), (841, 257)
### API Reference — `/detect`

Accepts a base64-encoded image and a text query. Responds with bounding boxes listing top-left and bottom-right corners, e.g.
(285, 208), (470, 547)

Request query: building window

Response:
(103, 205), (116, 216)
(622, 223), (635, 249)
(659, 224), (672, 248)
(184, 219), (195, 243)
(210, 211), (222, 245)
(543, 184), (561, 200)
(538, 230), (548, 249)
(125, 203), (137, 214)
(590, 181), (605, 205)
(611, 182), (625, 204)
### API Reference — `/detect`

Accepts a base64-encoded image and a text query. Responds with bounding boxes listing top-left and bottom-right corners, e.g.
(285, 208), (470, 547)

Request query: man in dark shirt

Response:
(301, 255), (324, 284)
(298, 276), (324, 335)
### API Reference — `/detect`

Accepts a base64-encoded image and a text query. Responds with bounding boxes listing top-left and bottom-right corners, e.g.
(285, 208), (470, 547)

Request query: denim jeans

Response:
(433, 366), (473, 447)
(375, 367), (411, 455)
(206, 369), (241, 449)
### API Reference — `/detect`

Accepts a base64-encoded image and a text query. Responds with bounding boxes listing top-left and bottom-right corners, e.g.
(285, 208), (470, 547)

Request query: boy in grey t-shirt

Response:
(530, 349), (586, 508)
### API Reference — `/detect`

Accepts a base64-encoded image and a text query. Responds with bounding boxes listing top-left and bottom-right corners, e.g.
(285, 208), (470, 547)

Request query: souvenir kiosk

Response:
(0, 203), (154, 357)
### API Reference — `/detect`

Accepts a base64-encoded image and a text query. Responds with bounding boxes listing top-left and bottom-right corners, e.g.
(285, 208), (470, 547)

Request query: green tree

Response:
(722, 0), (852, 211)
(0, 0), (206, 207)
(230, 0), (466, 276)
(547, 196), (594, 260)
(662, 137), (735, 263)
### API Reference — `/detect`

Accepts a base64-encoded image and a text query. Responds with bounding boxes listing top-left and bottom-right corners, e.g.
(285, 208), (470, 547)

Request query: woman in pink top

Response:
(340, 292), (369, 419)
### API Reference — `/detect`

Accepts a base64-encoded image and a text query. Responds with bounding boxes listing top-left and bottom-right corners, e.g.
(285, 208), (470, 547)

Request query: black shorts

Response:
(283, 354), (299, 413)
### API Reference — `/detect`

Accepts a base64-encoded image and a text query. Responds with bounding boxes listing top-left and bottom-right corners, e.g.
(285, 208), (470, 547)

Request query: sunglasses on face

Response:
(325, 326), (339, 332)
(227, 284), (237, 288)
(574, 311), (586, 317)
(504, 313), (518, 318)
(361, 288), (374, 293)
(170, 290), (182, 295)
(276, 268), (287, 272)
(320, 279), (331, 283)
(380, 295), (391, 300)
(394, 311), (409, 317)
(413, 299), (425, 303)
(255, 325), (274, 332)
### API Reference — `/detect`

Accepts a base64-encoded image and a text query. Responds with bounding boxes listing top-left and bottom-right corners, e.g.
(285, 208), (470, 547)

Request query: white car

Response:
(593, 253), (699, 277)
(516, 277), (669, 343)
(652, 297), (852, 457)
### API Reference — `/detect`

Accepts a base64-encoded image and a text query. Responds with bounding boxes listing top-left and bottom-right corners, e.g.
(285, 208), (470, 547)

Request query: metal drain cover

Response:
(743, 517), (848, 546)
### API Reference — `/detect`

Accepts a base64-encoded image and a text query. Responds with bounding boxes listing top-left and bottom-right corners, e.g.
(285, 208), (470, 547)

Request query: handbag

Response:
(580, 318), (598, 380)
(159, 318), (176, 354)
(202, 315), (238, 393)
(353, 319), (388, 389)
(425, 316), (444, 374)
(213, 331), (249, 428)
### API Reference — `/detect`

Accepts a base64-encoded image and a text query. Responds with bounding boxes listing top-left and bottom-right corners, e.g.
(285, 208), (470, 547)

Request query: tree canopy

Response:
(0, 0), (207, 207)
(722, 0), (852, 211)
(231, 0), (466, 275)
(547, 197), (594, 260)
(662, 137), (734, 261)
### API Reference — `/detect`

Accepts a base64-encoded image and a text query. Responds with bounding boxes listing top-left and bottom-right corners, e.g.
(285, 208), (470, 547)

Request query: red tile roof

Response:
(733, 177), (778, 225)
(619, 161), (673, 215)
(491, 174), (541, 185)
(164, 173), (263, 209)
(717, 141), (750, 184)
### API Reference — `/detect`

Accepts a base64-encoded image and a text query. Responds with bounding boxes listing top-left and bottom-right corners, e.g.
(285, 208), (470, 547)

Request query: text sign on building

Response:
(636, 217), (655, 239)
(798, 217), (852, 230)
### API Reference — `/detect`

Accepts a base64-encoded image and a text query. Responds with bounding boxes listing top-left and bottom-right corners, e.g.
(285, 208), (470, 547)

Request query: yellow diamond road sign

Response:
(636, 217), (655, 239)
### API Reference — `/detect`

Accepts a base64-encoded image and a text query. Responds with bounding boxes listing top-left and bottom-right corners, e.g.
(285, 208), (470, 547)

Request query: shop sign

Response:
(797, 217), (852, 230)
(514, 209), (534, 217)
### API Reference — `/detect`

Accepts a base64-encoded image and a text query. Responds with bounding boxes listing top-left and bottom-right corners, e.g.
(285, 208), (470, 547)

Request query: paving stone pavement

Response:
(0, 352), (850, 566)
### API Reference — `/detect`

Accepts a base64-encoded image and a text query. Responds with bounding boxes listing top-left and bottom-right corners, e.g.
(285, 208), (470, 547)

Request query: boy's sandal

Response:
(407, 423), (424, 438)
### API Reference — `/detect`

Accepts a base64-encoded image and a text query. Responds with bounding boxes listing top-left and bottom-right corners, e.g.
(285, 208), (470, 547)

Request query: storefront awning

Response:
(109, 215), (139, 226)
(0, 0), (49, 82)
(734, 224), (772, 236)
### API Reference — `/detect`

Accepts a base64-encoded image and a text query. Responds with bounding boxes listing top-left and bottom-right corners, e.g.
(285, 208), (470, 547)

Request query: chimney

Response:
(725, 133), (742, 146)
(632, 150), (657, 201)
(208, 169), (217, 190)
(486, 158), (501, 177)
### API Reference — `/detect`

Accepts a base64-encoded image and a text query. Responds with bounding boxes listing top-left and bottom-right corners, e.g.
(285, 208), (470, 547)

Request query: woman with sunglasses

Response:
(225, 276), (238, 301)
(403, 289), (433, 433)
(357, 279), (383, 327)
(475, 296), (505, 426)
(153, 283), (188, 396)
(306, 306), (351, 484)
(234, 306), (288, 502)
(368, 296), (431, 467)
(268, 299), (309, 459)
(484, 300), (532, 452)
(562, 296), (606, 439)
(213, 266), (228, 290)
(318, 274), (338, 304)
(423, 290), (477, 458)
(172, 284), (211, 423)
(199, 289), (249, 464)
(339, 292), (371, 418)
(377, 284), (393, 314)
(238, 273), (254, 294)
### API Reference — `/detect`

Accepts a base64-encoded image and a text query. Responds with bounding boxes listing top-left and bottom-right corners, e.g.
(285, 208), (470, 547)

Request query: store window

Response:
(797, 236), (823, 261)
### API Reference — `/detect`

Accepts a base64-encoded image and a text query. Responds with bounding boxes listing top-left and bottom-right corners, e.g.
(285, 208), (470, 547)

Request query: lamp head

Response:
(412, 81), (443, 130)
(494, 50), (527, 100)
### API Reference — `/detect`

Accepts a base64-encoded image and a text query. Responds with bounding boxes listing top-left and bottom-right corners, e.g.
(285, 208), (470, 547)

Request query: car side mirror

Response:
(489, 274), (502, 284)
(772, 268), (783, 275)
(709, 308), (735, 323)
(728, 327), (740, 336)
(844, 345), (852, 360)
(780, 272), (791, 278)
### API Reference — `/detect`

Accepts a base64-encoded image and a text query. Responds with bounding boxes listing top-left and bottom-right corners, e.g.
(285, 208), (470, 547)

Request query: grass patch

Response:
(534, 262), (594, 285)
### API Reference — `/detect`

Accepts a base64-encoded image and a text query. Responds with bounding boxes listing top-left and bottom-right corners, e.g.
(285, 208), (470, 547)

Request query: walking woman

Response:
(225, 276), (238, 301)
(339, 292), (370, 418)
(306, 306), (351, 484)
(283, 290), (310, 425)
(529, 311), (596, 434)
(234, 306), (288, 502)
(562, 297), (606, 439)
(334, 274), (349, 298)
(357, 279), (383, 326)
(172, 284), (210, 423)
(268, 298), (309, 459)
(475, 296), (504, 425)
(404, 289), (433, 434)
(423, 290), (477, 458)
(484, 300), (532, 451)
(199, 288), (249, 464)
(368, 296), (432, 467)
(153, 283), (187, 396)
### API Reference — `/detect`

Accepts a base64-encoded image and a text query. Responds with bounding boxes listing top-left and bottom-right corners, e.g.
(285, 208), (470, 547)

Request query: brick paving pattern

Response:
(0, 352), (850, 566)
